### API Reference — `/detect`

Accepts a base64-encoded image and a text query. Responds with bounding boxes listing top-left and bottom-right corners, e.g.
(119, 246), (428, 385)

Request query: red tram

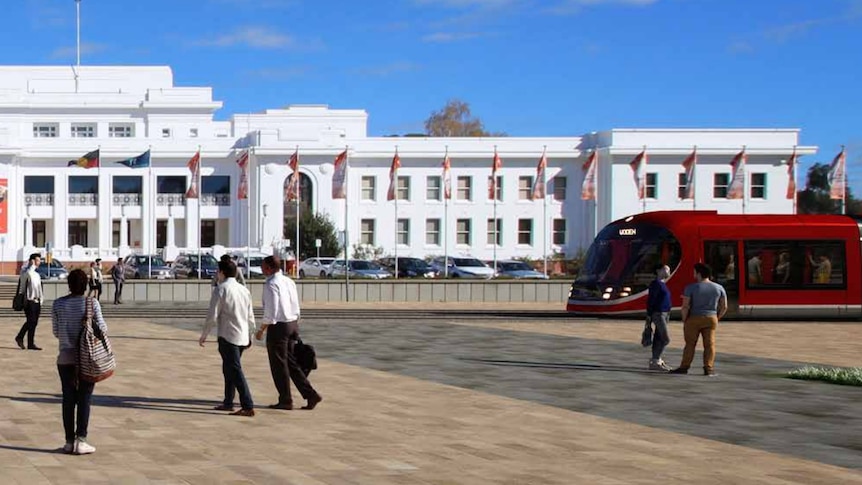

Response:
(566, 211), (862, 318)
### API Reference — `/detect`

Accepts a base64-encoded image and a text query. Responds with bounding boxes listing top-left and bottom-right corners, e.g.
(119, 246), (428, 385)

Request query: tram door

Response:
(703, 241), (739, 313)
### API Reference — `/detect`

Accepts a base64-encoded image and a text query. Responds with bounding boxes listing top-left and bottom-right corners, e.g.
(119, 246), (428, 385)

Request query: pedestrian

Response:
(111, 258), (125, 304)
(670, 263), (728, 376)
(87, 262), (97, 298)
(92, 259), (103, 301)
(52, 269), (107, 454)
(255, 255), (322, 410)
(15, 252), (44, 351)
(200, 259), (256, 417)
(213, 254), (245, 287)
(646, 265), (672, 371)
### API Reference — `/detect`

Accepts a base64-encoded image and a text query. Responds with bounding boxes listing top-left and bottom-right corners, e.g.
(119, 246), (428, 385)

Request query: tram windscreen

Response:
(571, 222), (681, 300)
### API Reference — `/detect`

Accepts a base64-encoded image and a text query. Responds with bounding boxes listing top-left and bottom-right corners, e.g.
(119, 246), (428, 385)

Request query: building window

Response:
(553, 176), (567, 200)
(109, 123), (134, 138)
(397, 176), (410, 201)
(33, 123), (58, 138)
(519, 176), (533, 200)
(518, 219), (533, 245)
(425, 219), (441, 245)
(426, 176), (441, 201)
(397, 218), (410, 245)
(646, 173), (658, 199)
(157, 176), (186, 194)
(112, 221), (131, 248)
(69, 176), (98, 194)
(161, 128), (171, 138)
(71, 123), (96, 138)
(456, 219), (471, 245)
(361, 176), (376, 201)
(486, 219), (502, 246)
(201, 220), (216, 247)
(114, 176), (143, 194)
(189, 128), (199, 138)
(751, 173), (767, 199)
(202, 176), (230, 194)
(713, 173), (730, 199)
(24, 176), (55, 193)
(487, 175), (502, 201)
(68, 220), (88, 247)
(33, 221), (47, 248)
(360, 219), (376, 245)
(457, 176), (472, 201)
(678, 173), (687, 199)
(553, 219), (566, 245)
(156, 220), (167, 249)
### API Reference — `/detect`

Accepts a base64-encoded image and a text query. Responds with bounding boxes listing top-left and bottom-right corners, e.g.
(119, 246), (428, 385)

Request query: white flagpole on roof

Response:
(295, 145), (300, 278)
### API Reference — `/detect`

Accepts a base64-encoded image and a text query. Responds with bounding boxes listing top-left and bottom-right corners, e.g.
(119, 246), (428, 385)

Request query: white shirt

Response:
(202, 278), (256, 347)
(262, 270), (300, 325)
(18, 266), (43, 303)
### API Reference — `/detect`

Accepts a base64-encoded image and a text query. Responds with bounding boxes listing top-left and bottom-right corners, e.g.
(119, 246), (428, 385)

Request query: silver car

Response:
(298, 257), (336, 278)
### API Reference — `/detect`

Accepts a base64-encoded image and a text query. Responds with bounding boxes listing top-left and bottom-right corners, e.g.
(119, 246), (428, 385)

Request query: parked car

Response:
(329, 259), (392, 279)
(377, 257), (437, 278)
(231, 251), (269, 279)
(123, 254), (174, 279)
(171, 253), (219, 279)
(430, 257), (496, 279)
(490, 260), (549, 279)
(298, 257), (336, 278)
(19, 259), (68, 280)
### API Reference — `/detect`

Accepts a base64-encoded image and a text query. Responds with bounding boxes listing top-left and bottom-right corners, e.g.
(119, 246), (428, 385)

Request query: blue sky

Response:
(2, 0), (860, 189)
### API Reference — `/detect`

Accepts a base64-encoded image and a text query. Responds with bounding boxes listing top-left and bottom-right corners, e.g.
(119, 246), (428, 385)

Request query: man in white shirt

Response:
(255, 255), (322, 410)
(15, 253), (44, 350)
(200, 260), (256, 417)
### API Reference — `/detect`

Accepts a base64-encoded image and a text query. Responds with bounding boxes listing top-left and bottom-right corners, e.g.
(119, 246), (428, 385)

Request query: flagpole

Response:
(792, 145), (798, 214)
(248, 148), (253, 280)
(692, 146), (697, 211)
(542, 146), (548, 279)
(197, 146), (202, 280)
(594, 149), (599, 240)
(641, 145), (647, 214)
(394, 146), (399, 280)
(742, 145), (747, 215)
(444, 147), (449, 279)
(344, 146), (350, 302)
(148, 162), (153, 279)
(97, 145), (101, 261)
(842, 145), (847, 215)
(492, 145), (498, 275)
(295, 145), (300, 278)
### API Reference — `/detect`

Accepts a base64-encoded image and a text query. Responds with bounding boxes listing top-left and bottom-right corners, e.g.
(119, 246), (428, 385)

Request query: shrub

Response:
(786, 366), (862, 387)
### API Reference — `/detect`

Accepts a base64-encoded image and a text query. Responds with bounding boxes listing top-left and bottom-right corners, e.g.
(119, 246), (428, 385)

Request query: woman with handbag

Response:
(52, 269), (109, 455)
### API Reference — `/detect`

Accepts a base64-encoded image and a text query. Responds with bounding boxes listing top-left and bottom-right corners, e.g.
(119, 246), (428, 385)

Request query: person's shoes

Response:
(27, 345), (42, 351)
(704, 368), (717, 377)
(267, 403), (292, 410)
(74, 438), (96, 455)
(302, 395), (322, 410)
(14, 337), (24, 350)
(649, 359), (671, 371)
(213, 404), (234, 411)
(668, 368), (689, 374)
(62, 442), (74, 454)
(231, 408), (255, 417)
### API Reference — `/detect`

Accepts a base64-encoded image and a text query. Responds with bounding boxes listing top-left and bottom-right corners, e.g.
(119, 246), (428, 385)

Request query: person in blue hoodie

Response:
(646, 265), (672, 370)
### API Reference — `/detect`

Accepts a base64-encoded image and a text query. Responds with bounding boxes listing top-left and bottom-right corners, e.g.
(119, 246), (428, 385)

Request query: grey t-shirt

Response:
(683, 281), (727, 317)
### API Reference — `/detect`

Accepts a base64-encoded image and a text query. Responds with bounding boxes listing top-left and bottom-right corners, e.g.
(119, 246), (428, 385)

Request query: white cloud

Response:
(353, 62), (422, 77)
(212, 0), (295, 8)
(50, 42), (107, 60)
(194, 26), (316, 49)
(247, 67), (313, 80)
(413, 0), (519, 7)
(421, 31), (484, 43)
(545, 0), (657, 15)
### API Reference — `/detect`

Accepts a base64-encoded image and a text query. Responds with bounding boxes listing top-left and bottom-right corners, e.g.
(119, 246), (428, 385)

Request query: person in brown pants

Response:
(670, 263), (728, 376)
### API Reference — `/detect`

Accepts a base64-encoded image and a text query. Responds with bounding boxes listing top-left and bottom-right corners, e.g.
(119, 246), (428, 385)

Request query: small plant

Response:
(351, 243), (385, 261)
(786, 366), (862, 387)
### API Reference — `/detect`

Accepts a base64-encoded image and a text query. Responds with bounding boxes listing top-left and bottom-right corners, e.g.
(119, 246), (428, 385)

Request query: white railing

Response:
(112, 194), (142, 206)
(68, 193), (97, 206)
(24, 193), (54, 206)
(157, 193), (185, 206)
(201, 194), (230, 206)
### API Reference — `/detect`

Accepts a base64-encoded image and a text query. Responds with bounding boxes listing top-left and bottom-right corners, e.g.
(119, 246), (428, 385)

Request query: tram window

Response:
(743, 240), (845, 289)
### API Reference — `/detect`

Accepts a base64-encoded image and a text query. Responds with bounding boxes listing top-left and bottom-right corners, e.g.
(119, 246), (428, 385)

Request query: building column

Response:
(167, 211), (176, 247)
(24, 216), (33, 248)
(120, 216), (129, 248)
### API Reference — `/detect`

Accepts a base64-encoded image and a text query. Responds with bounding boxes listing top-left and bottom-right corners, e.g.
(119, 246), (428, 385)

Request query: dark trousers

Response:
(58, 364), (95, 443)
(16, 301), (41, 347)
(650, 311), (671, 360)
(217, 337), (254, 410)
(113, 281), (124, 304)
(266, 321), (318, 405)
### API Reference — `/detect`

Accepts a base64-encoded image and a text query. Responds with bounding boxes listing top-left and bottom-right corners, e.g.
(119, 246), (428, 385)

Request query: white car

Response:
(430, 257), (496, 279)
(298, 257), (336, 278)
(231, 251), (270, 279)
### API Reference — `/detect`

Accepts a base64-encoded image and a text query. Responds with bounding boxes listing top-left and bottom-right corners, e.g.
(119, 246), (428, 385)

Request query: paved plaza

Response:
(0, 308), (861, 484)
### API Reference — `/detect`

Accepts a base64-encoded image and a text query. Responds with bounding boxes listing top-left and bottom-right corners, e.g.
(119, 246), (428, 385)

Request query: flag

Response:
(67, 149), (100, 169)
(530, 153), (547, 200)
(386, 152), (401, 201)
(236, 150), (249, 200)
(828, 147), (847, 200)
(285, 149), (300, 201)
(115, 149), (150, 169)
(488, 151), (502, 199)
(581, 151), (597, 201)
(332, 150), (348, 199)
(681, 148), (697, 199)
(629, 149), (647, 199)
(726, 149), (746, 200)
(786, 148), (797, 200)
(442, 155), (452, 200)
(185, 151), (200, 199)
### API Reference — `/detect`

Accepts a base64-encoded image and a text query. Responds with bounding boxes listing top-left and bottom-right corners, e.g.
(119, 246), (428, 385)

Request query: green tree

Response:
(424, 99), (506, 137)
(797, 163), (862, 214)
(284, 212), (341, 260)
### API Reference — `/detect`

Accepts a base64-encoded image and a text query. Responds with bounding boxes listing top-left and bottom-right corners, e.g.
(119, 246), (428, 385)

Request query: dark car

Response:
(378, 257), (436, 278)
(171, 253), (219, 279)
(123, 254), (174, 279)
(20, 259), (69, 280)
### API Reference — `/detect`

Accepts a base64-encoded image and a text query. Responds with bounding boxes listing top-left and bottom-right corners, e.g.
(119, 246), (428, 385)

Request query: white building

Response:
(0, 65), (817, 269)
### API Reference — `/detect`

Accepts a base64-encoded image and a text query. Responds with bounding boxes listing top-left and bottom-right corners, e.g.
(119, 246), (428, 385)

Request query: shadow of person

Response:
(3, 393), (225, 415)
(0, 444), (66, 454)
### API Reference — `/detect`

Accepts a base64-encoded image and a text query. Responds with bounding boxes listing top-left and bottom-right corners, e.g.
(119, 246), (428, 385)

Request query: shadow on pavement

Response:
(461, 358), (666, 375)
(4, 392), (224, 415)
(0, 444), (65, 454)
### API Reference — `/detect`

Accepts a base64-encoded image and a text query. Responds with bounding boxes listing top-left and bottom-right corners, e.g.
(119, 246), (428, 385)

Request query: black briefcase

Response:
(294, 339), (318, 376)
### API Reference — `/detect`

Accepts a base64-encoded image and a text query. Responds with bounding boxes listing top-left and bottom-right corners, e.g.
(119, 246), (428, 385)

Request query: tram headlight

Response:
(604, 287), (613, 293)
(619, 292), (630, 297)
(602, 293), (611, 300)
(622, 287), (631, 292)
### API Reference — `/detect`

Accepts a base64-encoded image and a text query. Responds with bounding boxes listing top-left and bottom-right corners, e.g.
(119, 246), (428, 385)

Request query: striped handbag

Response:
(78, 297), (116, 383)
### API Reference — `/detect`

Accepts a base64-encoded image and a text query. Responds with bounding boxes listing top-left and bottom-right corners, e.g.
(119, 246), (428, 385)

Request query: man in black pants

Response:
(255, 255), (321, 410)
(16, 252), (44, 350)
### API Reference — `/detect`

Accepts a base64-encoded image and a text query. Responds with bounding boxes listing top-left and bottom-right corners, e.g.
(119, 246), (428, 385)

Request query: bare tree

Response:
(424, 99), (505, 137)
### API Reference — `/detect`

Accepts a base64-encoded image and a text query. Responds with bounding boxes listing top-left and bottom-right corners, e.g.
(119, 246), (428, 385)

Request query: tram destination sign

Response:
(618, 228), (637, 236)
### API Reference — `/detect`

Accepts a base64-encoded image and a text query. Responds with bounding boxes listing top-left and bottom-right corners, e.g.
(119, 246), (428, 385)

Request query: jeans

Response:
(113, 280), (124, 304)
(58, 365), (95, 443)
(217, 337), (254, 410)
(266, 321), (319, 405)
(16, 301), (41, 347)
(650, 311), (670, 361)
(679, 315), (718, 371)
